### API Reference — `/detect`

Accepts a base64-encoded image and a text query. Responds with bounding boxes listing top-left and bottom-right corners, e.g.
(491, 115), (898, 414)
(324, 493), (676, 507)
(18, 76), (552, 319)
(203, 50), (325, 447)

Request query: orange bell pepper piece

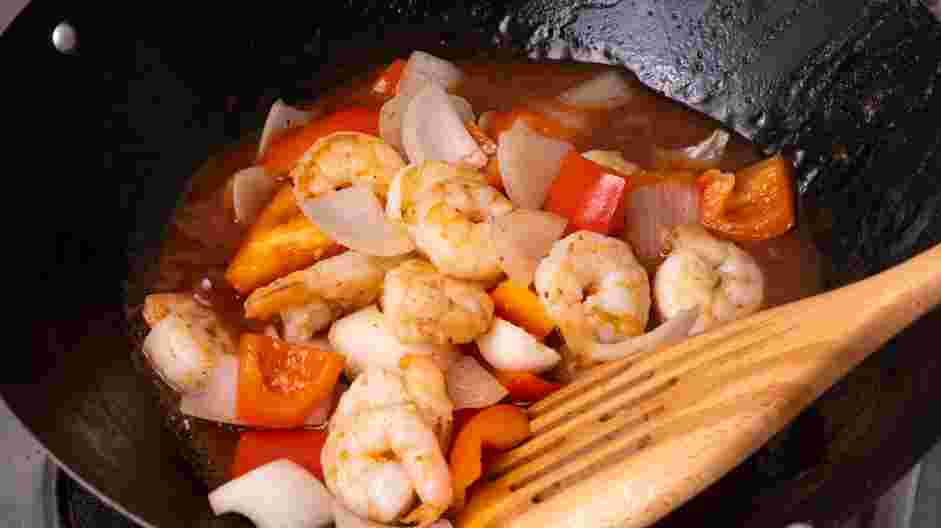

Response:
(492, 371), (562, 403)
(489, 281), (554, 340)
(236, 334), (344, 428)
(225, 185), (342, 294)
(231, 430), (328, 481)
(544, 150), (630, 235)
(449, 404), (531, 509)
(372, 58), (407, 96)
(259, 107), (380, 174)
(698, 154), (796, 241)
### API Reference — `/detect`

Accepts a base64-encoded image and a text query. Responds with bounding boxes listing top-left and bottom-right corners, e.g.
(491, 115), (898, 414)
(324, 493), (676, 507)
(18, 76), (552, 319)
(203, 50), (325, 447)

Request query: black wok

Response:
(11, 0), (941, 526)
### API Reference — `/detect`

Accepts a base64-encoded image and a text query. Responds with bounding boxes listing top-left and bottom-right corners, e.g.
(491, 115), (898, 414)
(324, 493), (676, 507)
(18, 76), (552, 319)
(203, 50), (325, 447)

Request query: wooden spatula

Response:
(457, 243), (941, 528)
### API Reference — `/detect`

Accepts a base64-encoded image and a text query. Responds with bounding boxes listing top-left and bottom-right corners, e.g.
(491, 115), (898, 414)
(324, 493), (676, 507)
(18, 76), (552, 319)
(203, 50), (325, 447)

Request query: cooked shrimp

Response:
(410, 174), (514, 280)
(386, 160), (486, 225)
(244, 251), (406, 340)
(381, 259), (494, 345)
(325, 362), (453, 525)
(654, 224), (764, 335)
(534, 231), (651, 362)
(291, 132), (405, 201)
(141, 293), (236, 393)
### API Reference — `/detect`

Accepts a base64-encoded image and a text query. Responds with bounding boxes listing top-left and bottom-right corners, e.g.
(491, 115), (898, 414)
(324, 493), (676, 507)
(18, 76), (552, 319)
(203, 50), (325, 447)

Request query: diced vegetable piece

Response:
(179, 354), (239, 423)
(142, 313), (218, 393)
(231, 430), (328, 481)
(397, 51), (465, 99)
(492, 210), (567, 288)
(225, 185), (341, 294)
(372, 59), (407, 95)
(209, 459), (333, 528)
(402, 83), (486, 167)
(652, 129), (730, 171)
(622, 182), (701, 263)
(557, 71), (634, 110)
(259, 107), (380, 174)
(449, 405), (531, 509)
(698, 154), (796, 241)
(299, 186), (415, 257)
(489, 281), (554, 339)
(236, 334), (344, 428)
(492, 370), (562, 403)
(497, 121), (574, 209)
(544, 150), (630, 235)
(447, 355), (509, 410)
(229, 166), (278, 225)
(476, 318), (561, 373)
(257, 100), (316, 162)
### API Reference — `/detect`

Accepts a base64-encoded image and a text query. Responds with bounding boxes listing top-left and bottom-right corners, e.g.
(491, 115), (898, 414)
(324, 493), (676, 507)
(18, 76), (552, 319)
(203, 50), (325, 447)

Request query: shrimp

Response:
(141, 293), (236, 393)
(325, 360), (453, 525)
(654, 224), (764, 335)
(534, 231), (651, 365)
(386, 160), (485, 225)
(244, 250), (407, 342)
(381, 259), (495, 345)
(291, 132), (405, 201)
(412, 174), (514, 280)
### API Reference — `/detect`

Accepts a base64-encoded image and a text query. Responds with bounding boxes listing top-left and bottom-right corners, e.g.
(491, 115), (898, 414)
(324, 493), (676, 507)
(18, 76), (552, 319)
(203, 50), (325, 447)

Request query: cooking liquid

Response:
(129, 59), (825, 495)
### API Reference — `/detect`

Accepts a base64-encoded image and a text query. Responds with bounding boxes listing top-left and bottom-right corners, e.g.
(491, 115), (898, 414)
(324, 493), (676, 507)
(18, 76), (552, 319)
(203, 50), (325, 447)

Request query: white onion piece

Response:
(209, 459), (333, 528)
(497, 120), (574, 209)
(300, 186), (414, 257)
(493, 209), (568, 287)
(257, 100), (315, 161)
(557, 70), (635, 110)
(476, 318), (561, 373)
(142, 314), (218, 393)
(582, 308), (698, 362)
(447, 355), (509, 409)
(397, 51), (464, 99)
(402, 83), (486, 168)
(623, 182), (702, 262)
(179, 354), (238, 423)
(328, 305), (458, 379)
(653, 129), (730, 170)
(381, 95), (475, 154)
(230, 166), (278, 225)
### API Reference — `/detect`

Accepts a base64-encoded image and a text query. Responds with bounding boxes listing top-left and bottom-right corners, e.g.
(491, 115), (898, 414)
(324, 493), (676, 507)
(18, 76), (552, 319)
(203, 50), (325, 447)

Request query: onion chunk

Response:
(497, 121), (573, 209)
(476, 318), (561, 373)
(209, 459), (333, 528)
(230, 166), (278, 225)
(257, 100), (316, 161)
(402, 83), (486, 168)
(447, 355), (509, 409)
(493, 209), (567, 287)
(557, 71), (635, 110)
(299, 186), (414, 257)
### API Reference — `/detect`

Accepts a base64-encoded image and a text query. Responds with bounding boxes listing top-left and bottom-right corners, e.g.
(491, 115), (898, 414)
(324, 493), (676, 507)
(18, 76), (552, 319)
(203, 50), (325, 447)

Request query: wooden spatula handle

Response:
(497, 243), (941, 528)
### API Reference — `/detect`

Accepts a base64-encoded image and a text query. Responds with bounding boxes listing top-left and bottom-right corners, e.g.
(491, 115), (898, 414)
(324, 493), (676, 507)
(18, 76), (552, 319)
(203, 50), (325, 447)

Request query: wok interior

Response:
(14, 1), (941, 526)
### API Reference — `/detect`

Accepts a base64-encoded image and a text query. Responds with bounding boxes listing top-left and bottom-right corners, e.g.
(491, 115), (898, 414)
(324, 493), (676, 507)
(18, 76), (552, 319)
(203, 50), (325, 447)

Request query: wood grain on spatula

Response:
(457, 243), (941, 528)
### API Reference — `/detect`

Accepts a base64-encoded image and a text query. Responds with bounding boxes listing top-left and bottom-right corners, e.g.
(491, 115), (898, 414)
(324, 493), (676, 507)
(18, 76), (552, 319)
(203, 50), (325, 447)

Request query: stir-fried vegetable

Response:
(652, 129), (730, 171)
(622, 181), (702, 263)
(209, 459), (333, 528)
(492, 210), (568, 287)
(489, 280), (555, 340)
(260, 107), (380, 174)
(544, 150), (630, 235)
(236, 334), (345, 428)
(229, 166), (278, 225)
(476, 318), (560, 373)
(231, 430), (328, 481)
(447, 355), (509, 410)
(257, 100), (316, 162)
(492, 370), (562, 403)
(698, 154), (796, 241)
(496, 121), (573, 210)
(449, 404), (531, 509)
(225, 185), (341, 294)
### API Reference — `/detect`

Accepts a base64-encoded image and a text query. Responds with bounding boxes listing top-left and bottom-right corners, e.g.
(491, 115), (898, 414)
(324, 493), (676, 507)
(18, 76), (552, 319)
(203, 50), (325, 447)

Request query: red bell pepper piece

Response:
(544, 150), (630, 235)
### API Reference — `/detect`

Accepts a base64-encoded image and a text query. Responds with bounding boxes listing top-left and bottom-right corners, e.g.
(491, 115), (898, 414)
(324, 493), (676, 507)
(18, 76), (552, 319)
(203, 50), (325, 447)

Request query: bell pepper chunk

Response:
(259, 107), (380, 175)
(544, 150), (630, 235)
(493, 370), (562, 403)
(698, 154), (796, 241)
(225, 185), (341, 294)
(449, 404), (531, 510)
(489, 281), (554, 340)
(231, 430), (328, 481)
(236, 334), (344, 429)
(372, 59), (407, 95)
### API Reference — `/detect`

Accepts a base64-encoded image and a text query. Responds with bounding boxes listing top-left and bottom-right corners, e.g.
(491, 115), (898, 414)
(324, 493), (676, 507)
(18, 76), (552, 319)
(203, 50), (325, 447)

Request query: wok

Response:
(11, 0), (941, 526)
